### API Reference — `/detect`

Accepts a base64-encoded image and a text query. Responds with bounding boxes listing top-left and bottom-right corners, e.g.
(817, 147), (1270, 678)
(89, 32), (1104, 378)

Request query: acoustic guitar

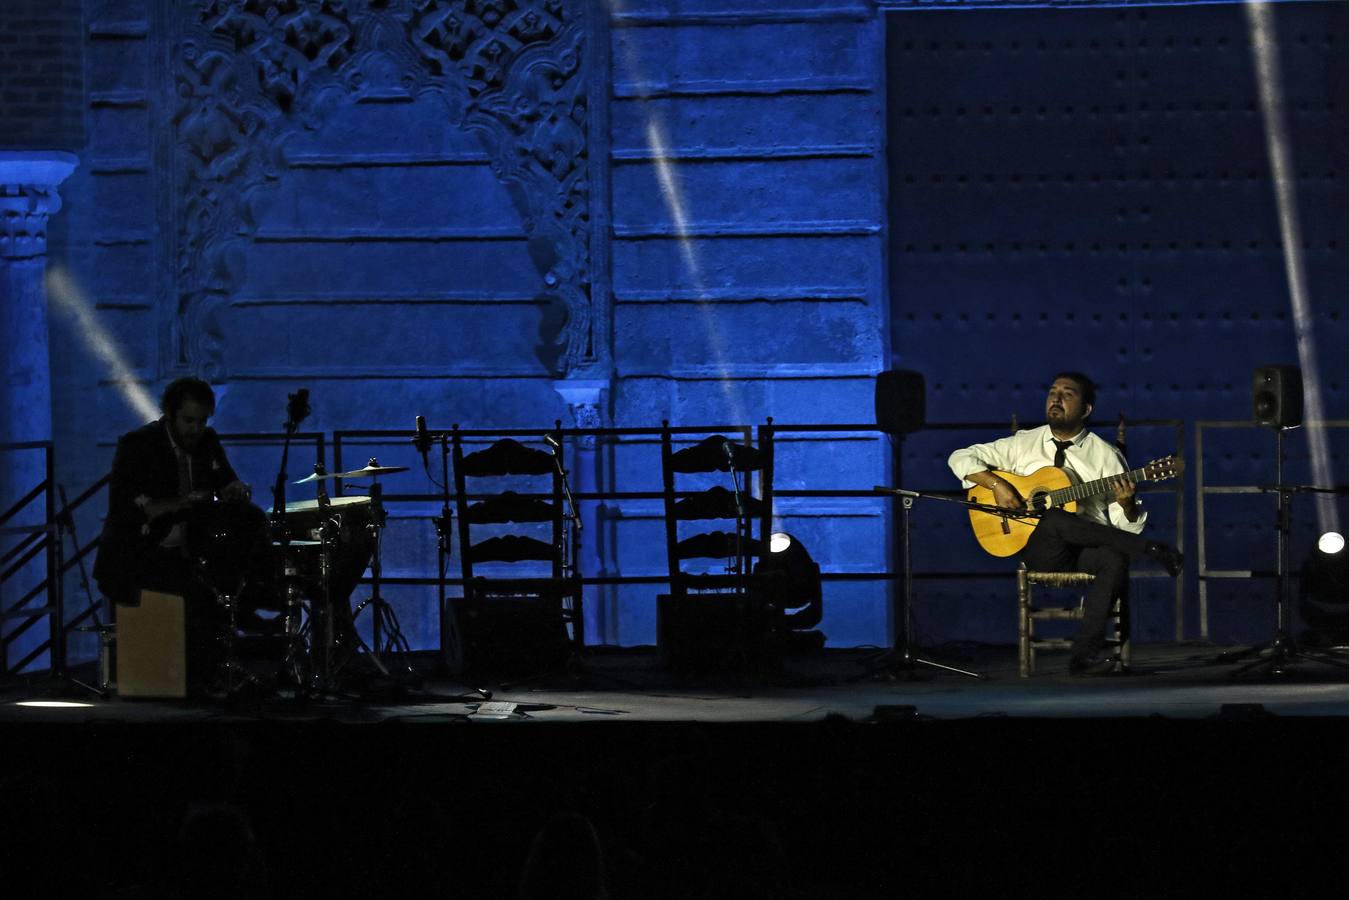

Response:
(966, 455), (1183, 557)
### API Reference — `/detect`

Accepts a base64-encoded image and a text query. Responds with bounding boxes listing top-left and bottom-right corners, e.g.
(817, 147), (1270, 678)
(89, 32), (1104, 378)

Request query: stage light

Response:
(755, 532), (823, 631)
(13, 700), (94, 708)
(1298, 539), (1349, 646)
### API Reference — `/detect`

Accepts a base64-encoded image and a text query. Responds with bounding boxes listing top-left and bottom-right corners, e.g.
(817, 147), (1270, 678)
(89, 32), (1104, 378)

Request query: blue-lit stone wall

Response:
(28, 0), (1349, 659)
(887, 2), (1349, 645)
(49, 0), (888, 654)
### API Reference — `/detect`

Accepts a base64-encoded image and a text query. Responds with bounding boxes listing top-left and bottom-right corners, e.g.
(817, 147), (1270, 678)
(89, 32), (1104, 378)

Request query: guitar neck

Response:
(1046, 466), (1148, 507)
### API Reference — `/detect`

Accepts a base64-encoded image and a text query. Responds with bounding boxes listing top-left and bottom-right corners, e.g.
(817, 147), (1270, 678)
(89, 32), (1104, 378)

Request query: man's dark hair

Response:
(160, 377), (216, 417)
(1051, 371), (1097, 412)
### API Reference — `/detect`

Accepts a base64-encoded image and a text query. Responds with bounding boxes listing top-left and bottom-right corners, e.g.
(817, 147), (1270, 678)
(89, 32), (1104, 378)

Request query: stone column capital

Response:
(554, 379), (609, 448)
(0, 151), (79, 259)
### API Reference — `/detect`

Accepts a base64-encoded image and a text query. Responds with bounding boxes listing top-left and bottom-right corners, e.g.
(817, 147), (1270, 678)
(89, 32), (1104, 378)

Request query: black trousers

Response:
(1020, 509), (1149, 659)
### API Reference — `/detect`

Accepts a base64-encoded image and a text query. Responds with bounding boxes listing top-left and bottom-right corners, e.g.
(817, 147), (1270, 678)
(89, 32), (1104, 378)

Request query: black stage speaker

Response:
(442, 594), (572, 676)
(656, 593), (781, 673)
(875, 370), (926, 435)
(1253, 365), (1303, 428)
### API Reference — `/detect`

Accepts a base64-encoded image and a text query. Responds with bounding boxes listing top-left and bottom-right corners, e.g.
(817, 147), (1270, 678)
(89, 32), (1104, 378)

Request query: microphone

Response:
(544, 433), (561, 452)
(284, 388), (310, 430)
(721, 437), (736, 469)
(413, 415), (431, 468)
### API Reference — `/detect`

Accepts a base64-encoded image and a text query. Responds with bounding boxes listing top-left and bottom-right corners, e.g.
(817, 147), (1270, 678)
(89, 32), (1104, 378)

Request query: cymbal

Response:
(292, 461), (409, 484)
(268, 495), (371, 515)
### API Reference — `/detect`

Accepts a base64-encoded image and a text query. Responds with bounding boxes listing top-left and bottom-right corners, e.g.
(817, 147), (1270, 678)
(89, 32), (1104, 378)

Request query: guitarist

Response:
(947, 372), (1183, 674)
(94, 377), (273, 689)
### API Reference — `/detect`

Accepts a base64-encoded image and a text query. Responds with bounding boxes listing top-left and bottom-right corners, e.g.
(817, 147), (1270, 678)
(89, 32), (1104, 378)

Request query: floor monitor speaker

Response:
(1253, 365), (1303, 428)
(875, 370), (926, 435)
(442, 593), (572, 676)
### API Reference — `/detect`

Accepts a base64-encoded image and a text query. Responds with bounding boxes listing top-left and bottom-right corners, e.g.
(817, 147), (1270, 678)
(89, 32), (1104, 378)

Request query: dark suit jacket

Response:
(93, 420), (239, 604)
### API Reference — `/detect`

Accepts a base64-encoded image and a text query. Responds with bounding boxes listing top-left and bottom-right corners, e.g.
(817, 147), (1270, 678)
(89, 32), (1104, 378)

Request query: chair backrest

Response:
(451, 428), (565, 594)
(659, 422), (775, 596)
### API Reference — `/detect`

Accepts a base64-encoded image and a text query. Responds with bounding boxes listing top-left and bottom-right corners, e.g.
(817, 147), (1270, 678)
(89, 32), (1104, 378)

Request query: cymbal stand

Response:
(851, 487), (982, 681)
(344, 472), (489, 702)
(344, 477), (399, 681)
(271, 390), (310, 691)
(305, 473), (342, 694)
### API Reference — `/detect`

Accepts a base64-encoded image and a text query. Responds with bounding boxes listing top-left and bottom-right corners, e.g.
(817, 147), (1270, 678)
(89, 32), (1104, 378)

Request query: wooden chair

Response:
(656, 422), (777, 669)
(1013, 412), (1134, 677)
(449, 428), (582, 673)
(1016, 563), (1130, 677)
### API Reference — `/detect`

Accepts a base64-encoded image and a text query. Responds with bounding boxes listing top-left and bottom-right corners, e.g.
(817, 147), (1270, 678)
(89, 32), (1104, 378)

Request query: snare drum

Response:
(270, 496), (375, 606)
(187, 501), (272, 594)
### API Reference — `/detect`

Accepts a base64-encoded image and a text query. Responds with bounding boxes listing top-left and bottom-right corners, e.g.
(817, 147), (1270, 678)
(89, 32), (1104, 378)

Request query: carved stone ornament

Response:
(555, 378), (606, 448)
(171, 0), (597, 379)
(0, 152), (80, 260)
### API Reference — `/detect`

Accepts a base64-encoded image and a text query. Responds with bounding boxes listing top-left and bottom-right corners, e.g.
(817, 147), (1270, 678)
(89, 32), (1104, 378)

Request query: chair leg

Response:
(1017, 568), (1031, 678)
(1115, 595), (1131, 670)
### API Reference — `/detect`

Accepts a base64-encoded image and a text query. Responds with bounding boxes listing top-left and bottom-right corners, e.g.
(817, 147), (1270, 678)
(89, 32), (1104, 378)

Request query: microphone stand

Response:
(849, 486), (1018, 681)
(723, 438), (746, 591)
(405, 423), (489, 701)
(547, 433), (582, 582)
(430, 432), (454, 675)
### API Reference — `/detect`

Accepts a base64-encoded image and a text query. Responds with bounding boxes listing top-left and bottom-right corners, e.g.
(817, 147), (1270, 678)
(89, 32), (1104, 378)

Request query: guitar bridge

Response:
(1000, 515), (1011, 535)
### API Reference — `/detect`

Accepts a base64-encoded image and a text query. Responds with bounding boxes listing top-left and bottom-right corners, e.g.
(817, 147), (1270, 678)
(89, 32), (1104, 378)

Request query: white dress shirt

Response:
(947, 424), (1147, 534)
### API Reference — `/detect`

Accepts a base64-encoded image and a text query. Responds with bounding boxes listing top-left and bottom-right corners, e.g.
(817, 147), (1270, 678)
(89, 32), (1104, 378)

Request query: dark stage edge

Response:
(5, 645), (1349, 898)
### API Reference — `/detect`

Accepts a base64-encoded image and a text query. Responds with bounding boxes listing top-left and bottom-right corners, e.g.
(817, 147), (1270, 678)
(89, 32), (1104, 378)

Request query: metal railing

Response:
(333, 418), (1185, 638)
(1195, 419), (1349, 641)
(1, 441), (61, 676)
(1, 418), (1189, 675)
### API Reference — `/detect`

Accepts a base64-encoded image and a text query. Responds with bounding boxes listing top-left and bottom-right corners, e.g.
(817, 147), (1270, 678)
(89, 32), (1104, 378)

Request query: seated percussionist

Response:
(94, 377), (275, 689)
(947, 372), (1183, 675)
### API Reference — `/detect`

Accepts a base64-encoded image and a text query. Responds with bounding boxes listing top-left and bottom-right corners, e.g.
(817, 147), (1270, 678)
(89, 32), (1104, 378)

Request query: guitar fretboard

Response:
(1034, 466), (1149, 510)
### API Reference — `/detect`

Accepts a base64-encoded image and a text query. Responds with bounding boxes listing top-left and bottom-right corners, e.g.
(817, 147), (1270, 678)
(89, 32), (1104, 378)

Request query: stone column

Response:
(555, 379), (611, 645)
(0, 151), (78, 453)
(0, 151), (78, 670)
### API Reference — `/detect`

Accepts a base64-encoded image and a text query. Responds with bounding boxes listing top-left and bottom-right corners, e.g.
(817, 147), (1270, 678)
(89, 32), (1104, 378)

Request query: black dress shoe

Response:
(1069, 656), (1117, 676)
(1145, 542), (1184, 577)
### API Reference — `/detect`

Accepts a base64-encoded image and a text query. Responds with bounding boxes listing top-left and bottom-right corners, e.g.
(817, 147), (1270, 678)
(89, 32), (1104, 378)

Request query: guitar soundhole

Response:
(1029, 491), (1048, 512)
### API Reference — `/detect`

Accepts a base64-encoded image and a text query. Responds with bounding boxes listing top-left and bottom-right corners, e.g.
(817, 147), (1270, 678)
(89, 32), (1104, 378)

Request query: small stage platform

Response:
(4, 644), (1349, 897)
(7, 642), (1349, 723)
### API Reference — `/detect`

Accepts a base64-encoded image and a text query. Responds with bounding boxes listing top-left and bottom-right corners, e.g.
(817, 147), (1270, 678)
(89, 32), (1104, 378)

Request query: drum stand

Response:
(215, 585), (266, 697)
(342, 478), (401, 681)
(300, 485), (363, 699)
(190, 560), (265, 698)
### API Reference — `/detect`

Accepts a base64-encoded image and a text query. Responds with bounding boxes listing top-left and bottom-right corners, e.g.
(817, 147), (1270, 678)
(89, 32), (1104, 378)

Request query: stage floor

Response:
(8, 642), (1349, 722)
(7, 643), (1349, 897)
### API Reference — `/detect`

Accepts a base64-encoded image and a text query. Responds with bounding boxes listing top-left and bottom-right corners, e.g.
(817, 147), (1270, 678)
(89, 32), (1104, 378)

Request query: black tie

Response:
(1052, 439), (1073, 469)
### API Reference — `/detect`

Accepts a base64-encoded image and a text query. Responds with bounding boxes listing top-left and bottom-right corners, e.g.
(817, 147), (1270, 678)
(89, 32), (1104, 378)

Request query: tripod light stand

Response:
(1222, 427), (1349, 677)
